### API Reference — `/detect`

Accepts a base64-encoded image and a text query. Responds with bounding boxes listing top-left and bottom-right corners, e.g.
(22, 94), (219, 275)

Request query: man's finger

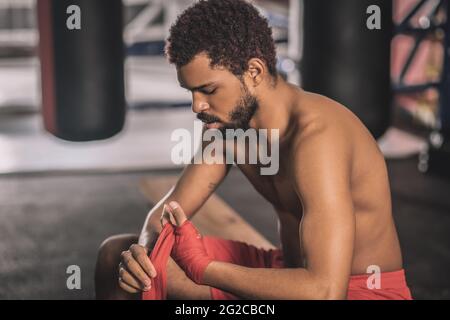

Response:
(130, 244), (157, 278)
(160, 204), (172, 227)
(121, 251), (152, 289)
(118, 265), (143, 291)
(168, 201), (187, 226)
(118, 276), (140, 293)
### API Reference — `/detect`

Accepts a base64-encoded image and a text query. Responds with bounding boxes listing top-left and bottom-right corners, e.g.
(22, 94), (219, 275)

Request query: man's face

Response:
(177, 53), (259, 135)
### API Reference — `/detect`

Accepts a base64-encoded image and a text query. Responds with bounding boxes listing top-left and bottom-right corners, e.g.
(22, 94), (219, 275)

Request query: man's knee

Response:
(97, 234), (138, 265)
(95, 234), (140, 300)
(95, 234), (211, 300)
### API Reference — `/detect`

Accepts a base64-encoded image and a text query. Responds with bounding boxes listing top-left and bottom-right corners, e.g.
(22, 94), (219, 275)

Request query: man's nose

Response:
(191, 94), (209, 114)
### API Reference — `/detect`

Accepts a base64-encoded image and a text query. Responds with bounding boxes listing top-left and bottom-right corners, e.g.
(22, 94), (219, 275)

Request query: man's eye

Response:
(204, 88), (217, 95)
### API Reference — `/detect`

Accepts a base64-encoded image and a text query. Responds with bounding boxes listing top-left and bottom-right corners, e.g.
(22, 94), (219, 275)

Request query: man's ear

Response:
(246, 58), (266, 87)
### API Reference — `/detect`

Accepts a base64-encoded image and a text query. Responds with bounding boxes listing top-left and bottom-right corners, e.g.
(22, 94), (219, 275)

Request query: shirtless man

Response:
(95, 0), (411, 300)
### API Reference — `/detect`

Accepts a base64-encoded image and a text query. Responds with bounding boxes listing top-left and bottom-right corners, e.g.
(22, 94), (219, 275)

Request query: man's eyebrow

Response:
(180, 82), (216, 91)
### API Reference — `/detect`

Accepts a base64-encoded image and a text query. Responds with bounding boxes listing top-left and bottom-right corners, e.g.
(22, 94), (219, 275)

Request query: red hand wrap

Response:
(170, 220), (212, 285)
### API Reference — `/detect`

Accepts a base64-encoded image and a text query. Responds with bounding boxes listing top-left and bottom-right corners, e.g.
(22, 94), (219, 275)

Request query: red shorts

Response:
(142, 224), (413, 300)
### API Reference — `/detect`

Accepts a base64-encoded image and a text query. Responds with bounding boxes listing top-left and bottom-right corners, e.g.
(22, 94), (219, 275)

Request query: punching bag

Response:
(37, 0), (125, 141)
(302, 0), (392, 139)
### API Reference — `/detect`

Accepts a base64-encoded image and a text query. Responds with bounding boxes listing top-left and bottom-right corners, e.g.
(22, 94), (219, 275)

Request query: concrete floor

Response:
(0, 168), (276, 299)
(0, 158), (449, 299)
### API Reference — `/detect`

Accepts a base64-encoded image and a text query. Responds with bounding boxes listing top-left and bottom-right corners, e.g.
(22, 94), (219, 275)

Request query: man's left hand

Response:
(162, 201), (213, 285)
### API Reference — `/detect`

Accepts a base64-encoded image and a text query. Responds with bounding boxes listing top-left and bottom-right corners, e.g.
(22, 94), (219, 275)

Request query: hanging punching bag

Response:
(37, 0), (125, 141)
(301, 0), (392, 139)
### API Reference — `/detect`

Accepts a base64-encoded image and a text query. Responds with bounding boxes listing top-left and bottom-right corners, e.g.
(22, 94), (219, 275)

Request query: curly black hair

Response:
(165, 0), (277, 78)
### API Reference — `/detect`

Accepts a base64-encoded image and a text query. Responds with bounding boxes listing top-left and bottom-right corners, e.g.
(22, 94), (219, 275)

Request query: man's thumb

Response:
(168, 201), (187, 226)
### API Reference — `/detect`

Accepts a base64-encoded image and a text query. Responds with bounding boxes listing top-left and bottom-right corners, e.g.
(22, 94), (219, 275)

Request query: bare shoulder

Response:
(292, 91), (354, 149)
(290, 89), (385, 181)
(287, 91), (357, 210)
(297, 91), (363, 129)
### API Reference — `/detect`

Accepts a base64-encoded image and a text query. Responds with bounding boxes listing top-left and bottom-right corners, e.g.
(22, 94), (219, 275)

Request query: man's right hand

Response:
(118, 204), (170, 293)
(118, 243), (157, 293)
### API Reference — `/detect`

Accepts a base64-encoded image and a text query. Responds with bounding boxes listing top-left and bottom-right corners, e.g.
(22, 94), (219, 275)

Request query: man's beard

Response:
(197, 82), (259, 137)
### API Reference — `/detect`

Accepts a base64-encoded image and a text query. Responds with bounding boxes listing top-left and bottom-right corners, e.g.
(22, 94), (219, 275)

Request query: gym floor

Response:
(0, 155), (449, 299)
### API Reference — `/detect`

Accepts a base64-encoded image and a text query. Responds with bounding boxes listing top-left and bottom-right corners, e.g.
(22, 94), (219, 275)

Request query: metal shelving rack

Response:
(393, 0), (446, 94)
(390, 0), (450, 176)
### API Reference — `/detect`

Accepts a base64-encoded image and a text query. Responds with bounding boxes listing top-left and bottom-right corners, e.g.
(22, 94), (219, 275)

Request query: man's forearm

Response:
(203, 262), (338, 300)
(137, 191), (196, 249)
(138, 226), (160, 249)
(138, 204), (165, 248)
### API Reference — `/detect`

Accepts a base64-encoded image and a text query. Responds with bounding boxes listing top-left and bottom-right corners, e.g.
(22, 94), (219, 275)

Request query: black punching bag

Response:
(302, 0), (392, 139)
(37, 0), (125, 141)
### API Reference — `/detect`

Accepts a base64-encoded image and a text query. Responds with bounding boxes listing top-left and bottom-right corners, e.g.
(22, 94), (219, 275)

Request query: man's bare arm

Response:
(118, 132), (230, 294)
(202, 124), (355, 299)
(138, 160), (231, 248)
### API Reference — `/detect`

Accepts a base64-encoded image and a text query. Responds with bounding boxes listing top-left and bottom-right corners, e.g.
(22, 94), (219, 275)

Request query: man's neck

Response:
(248, 75), (300, 142)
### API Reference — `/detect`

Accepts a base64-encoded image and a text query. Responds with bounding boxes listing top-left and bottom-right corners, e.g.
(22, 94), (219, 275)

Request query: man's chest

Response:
(237, 163), (305, 267)
(237, 162), (303, 218)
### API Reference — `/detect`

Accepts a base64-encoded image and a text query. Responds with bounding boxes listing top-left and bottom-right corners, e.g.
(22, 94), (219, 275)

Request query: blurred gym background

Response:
(0, 0), (449, 299)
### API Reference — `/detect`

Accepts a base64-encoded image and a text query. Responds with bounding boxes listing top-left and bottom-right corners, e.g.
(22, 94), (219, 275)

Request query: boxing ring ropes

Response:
(122, 0), (297, 82)
(0, 0), (295, 77)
